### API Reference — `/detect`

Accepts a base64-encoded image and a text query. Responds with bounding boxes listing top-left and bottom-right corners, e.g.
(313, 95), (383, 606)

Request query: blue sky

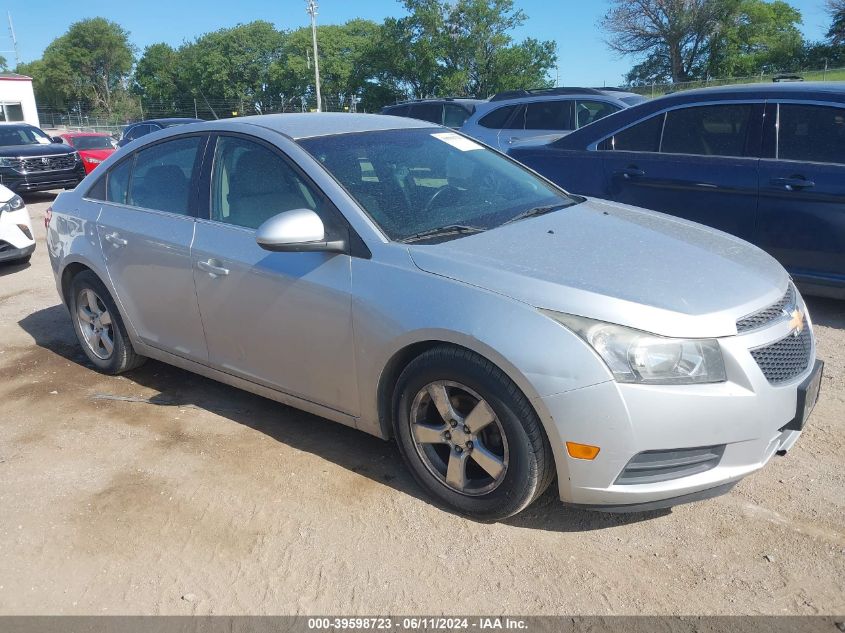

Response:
(4, 0), (835, 86)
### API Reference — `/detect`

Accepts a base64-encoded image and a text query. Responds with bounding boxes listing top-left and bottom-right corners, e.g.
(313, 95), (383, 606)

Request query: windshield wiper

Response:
(400, 224), (485, 243)
(502, 203), (571, 226)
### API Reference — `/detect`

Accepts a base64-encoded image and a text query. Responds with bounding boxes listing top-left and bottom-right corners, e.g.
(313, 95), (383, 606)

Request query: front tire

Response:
(69, 270), (145, 374)
(393, 346), (554, 521)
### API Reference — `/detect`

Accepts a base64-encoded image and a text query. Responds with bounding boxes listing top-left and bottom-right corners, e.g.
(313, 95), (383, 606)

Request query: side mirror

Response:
(51, 136), (65, 144)
(256, 208), (347, 253)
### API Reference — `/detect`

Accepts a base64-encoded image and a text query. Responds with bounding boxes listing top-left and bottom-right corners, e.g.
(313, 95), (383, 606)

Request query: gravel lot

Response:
(0, 192), (843, 615)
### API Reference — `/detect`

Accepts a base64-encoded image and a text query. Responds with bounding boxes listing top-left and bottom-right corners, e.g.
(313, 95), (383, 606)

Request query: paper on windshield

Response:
(431, 132), (482, 151)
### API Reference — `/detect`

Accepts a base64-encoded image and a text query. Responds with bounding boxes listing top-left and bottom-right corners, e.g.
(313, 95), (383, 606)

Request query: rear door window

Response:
(124, 124), (150, 142)
(106, 158), (132, 204)
(407, 103), (442, 124)
(477, 105), (517, 129)
(443, 104), (471, 128)
(524, 100), (574, 131)
(661, 104), (753, 157)
(605, 114), (665, 152)
(777, 103), (845, 164)
(383, 105), (409, 117)
(128, 136), (204, 215)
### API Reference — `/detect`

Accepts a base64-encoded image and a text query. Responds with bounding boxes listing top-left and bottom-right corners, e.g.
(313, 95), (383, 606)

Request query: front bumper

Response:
(539, 303), (818, 511)
(0, 165), (86, 193)
(0, 241), (35, 262)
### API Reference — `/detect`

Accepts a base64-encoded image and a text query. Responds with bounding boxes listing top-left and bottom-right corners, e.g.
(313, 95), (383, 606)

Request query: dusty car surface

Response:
(45, 113), (821, 520)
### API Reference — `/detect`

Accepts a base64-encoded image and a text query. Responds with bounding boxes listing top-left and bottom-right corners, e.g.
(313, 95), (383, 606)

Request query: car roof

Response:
(663, 80), (845, 98)
(385, 98), (485, 106)
(544, 81), (845, 151)
(132, 118), (205, 126)
(61, 131), (111, 137)
(209, 112), (436, 140)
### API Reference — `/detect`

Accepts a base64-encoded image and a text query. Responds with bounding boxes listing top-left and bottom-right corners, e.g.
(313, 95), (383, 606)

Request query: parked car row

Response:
(382, 87), (647, 149)
(508, 82), (845, 299)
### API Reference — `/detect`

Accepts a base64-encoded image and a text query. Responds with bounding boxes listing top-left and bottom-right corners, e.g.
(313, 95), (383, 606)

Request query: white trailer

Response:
(0, 73), (39, 128)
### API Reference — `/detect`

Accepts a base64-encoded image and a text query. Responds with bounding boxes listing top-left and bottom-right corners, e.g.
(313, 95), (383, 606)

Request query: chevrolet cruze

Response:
(45, 114), (822, 520)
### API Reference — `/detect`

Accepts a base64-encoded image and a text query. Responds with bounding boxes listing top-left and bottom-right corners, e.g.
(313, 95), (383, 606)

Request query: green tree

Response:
(602, 0), (727, 83)
(273, 19), (381, 110)
(827, 0), (845, 45)
(707, 0), (804, 77)
(178, 21), (286, 110)
(134, 43), (184, 103)
(372, 0), (556, 99)
(40, 18), (135, 115)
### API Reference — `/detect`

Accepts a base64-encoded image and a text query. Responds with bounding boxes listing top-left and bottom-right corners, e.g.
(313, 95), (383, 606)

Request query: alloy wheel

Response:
(409, 380), (509, 496)
(76, 288), (115, 360)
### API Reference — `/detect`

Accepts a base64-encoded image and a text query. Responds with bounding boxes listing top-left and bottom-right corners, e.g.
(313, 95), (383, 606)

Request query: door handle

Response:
(614, 166), (645, 179)
(197, 259), (230, 277)
(103, 232), (127, 247)
(771, 177), (815, 191)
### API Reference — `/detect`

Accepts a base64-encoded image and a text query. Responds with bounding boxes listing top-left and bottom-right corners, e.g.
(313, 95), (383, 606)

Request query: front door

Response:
(191, 134), (359, 415)
(756, 102), (845, 287)
(96, 134), (208, 361)
(601, 103), (761, 241)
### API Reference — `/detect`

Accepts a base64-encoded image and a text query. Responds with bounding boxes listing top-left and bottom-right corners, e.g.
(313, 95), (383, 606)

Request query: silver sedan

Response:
(45, 114), (822, 520)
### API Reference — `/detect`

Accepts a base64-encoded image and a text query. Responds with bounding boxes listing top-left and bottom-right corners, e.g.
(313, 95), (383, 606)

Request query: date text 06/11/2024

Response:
(306, 617), (528, 630)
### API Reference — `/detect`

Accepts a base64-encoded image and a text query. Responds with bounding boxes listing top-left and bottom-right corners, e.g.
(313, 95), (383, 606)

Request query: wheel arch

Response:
(375, 334), (551, 443)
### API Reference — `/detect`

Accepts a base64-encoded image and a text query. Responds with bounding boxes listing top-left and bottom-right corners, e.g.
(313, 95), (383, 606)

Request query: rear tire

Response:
(69, 270), (145, 374)
(393, 345), (554, 521)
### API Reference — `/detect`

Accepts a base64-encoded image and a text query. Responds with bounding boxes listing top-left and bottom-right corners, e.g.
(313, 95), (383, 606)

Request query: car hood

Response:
(77, 148), (115, 160)
(407, 198), (789, 338)
(0, 143), (75, 157)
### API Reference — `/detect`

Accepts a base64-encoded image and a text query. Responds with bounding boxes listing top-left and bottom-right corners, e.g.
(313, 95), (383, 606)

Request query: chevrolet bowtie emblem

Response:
(787, 307), (805, 336)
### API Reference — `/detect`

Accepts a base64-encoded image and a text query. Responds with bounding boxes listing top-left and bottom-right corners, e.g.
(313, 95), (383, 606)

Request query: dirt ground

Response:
(0, 192), (843, 616)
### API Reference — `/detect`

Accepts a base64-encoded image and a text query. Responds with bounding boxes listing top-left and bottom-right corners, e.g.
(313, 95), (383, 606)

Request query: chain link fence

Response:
(625, 65), (845, 98)
(38, 94), (366, 135)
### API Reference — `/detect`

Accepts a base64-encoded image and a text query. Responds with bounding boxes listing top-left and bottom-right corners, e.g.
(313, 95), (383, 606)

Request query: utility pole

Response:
(306, 0), (322, 112)
(2, 12), (20, 68)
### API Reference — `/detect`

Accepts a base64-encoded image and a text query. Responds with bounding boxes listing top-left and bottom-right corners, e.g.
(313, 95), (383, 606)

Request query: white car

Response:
(0, 184), (35, 264)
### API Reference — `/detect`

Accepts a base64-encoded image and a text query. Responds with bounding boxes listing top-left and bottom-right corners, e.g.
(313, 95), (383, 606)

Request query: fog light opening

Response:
(566, 442), (600, 460)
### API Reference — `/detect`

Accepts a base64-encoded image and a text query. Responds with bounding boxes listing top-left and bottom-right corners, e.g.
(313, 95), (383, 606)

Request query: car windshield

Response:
(0, 125), (53, 147)
(70, 135), (115, 150)
(298, 128), (578, 242)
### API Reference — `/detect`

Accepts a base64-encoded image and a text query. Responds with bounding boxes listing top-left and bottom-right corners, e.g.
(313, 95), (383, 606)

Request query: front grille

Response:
(737, 284), (795, 333)
(7, 154), (78, 173)
(615, 445), (725, 485)
(750, 327), (813, 384)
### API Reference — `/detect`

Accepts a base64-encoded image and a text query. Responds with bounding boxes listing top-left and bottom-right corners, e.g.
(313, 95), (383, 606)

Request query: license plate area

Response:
(781, 359), (823, 432)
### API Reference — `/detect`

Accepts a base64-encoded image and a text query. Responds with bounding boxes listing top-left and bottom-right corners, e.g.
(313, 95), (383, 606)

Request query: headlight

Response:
(84, 157), (102, 164)
(0, 194), (23, 214)
(543, 311), (726, 385)
(0, 157), (12, 167)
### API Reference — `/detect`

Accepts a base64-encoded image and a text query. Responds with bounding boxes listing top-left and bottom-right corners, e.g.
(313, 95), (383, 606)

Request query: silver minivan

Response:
(46, 114), (821, 520)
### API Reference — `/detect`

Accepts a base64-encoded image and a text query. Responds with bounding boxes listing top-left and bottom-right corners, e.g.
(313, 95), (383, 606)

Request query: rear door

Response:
(599, 103), (762, 241)
(95, 134), (209, 361)
(756, 101), (845, 288)
(499, 99), (575, 149)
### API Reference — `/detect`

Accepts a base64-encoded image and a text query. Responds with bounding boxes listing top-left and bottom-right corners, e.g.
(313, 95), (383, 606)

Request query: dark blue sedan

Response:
(509, 82), (845, 298)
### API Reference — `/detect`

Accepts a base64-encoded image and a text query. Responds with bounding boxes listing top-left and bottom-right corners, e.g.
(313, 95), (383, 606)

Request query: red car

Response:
(58, 132), (117, 174)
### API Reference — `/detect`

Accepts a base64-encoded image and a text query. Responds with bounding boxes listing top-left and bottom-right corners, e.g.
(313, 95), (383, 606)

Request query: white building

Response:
(0, 73), (39, 128)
